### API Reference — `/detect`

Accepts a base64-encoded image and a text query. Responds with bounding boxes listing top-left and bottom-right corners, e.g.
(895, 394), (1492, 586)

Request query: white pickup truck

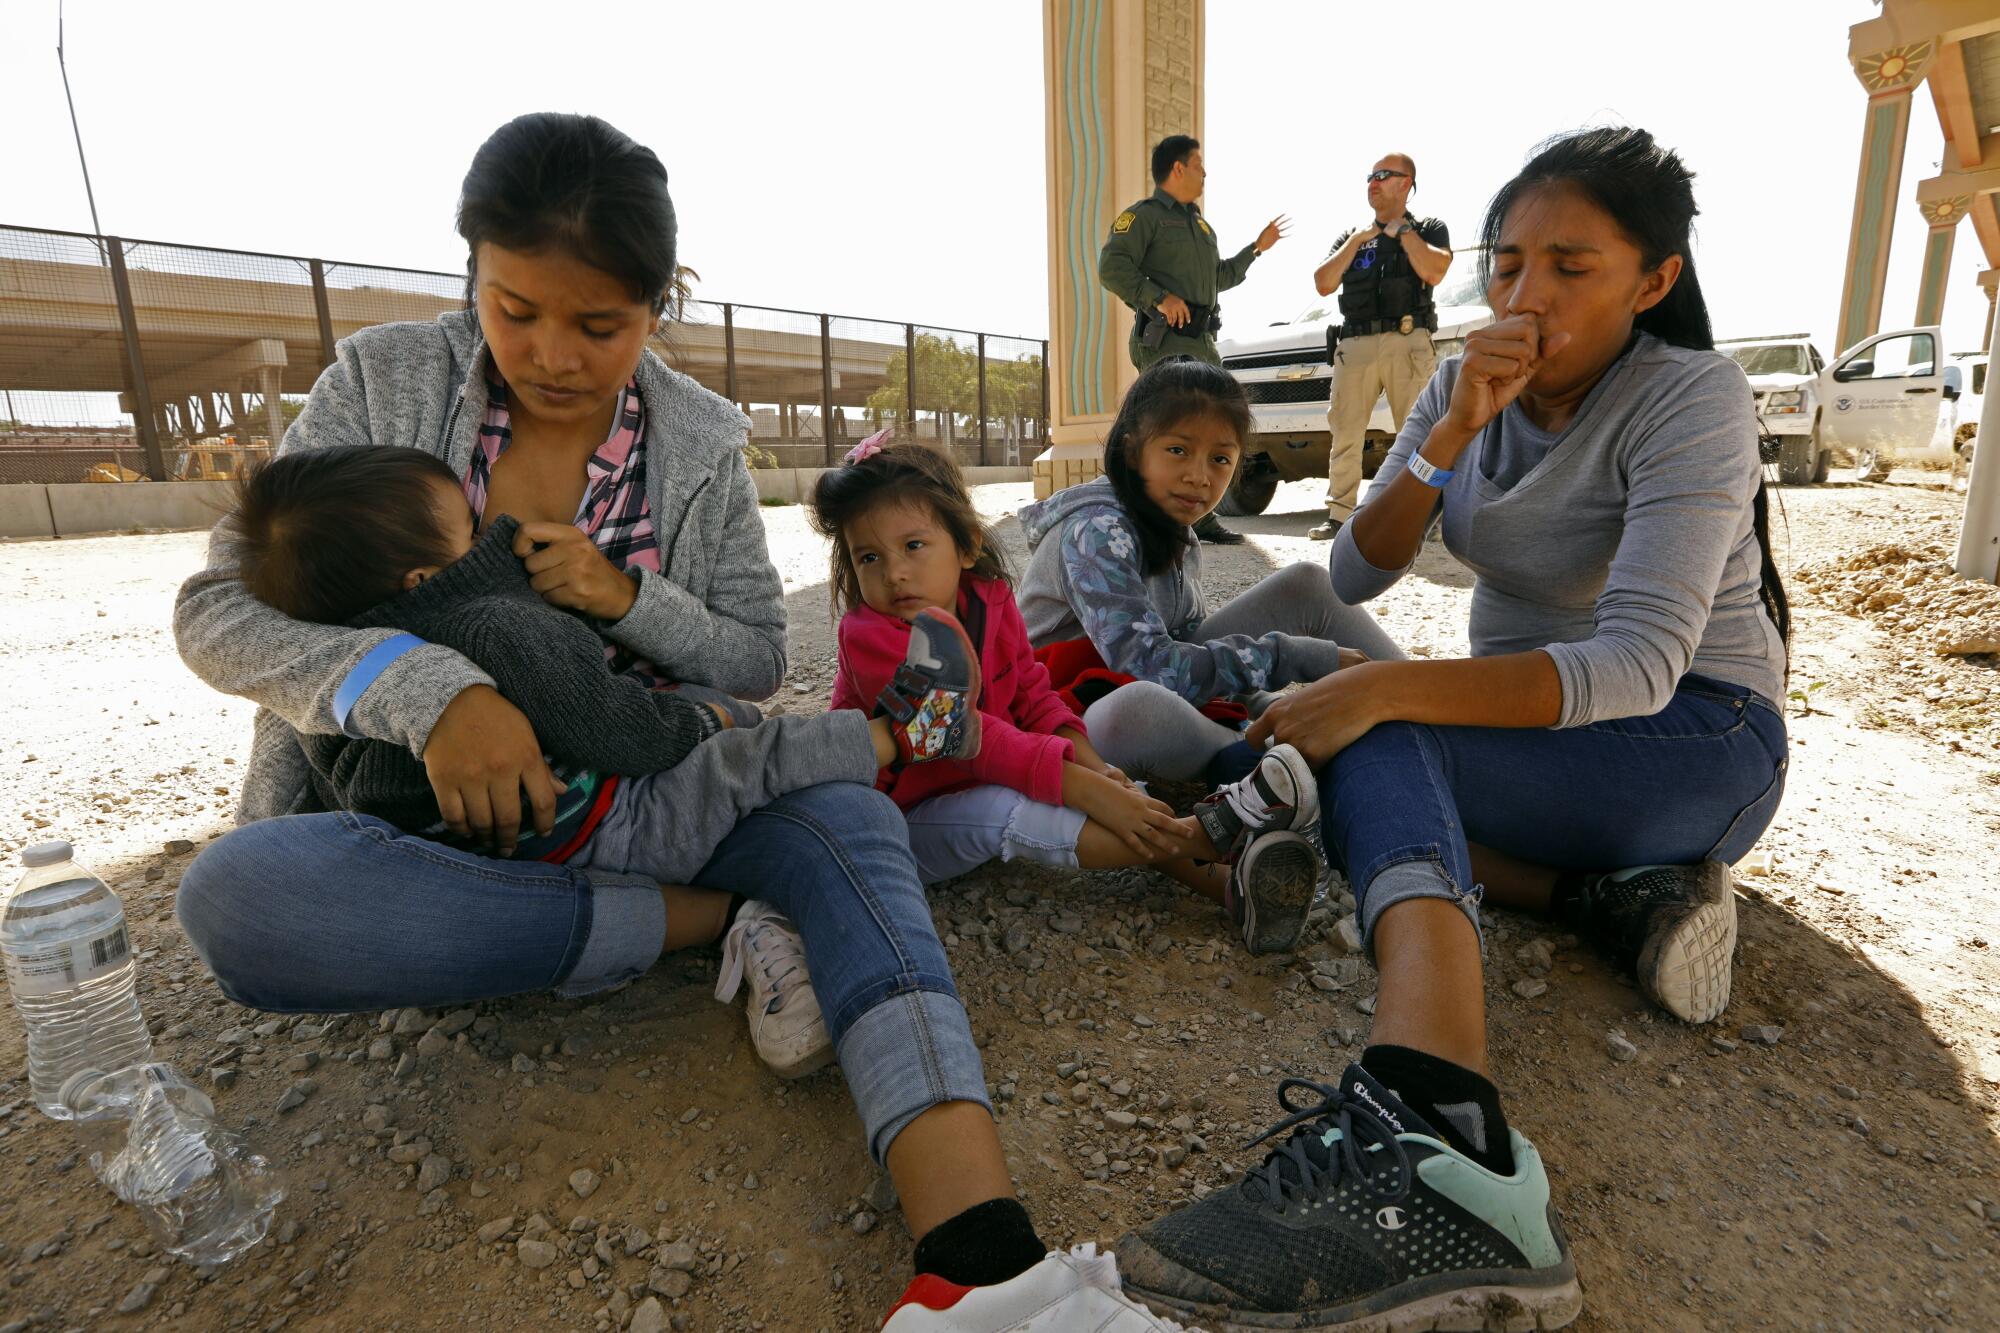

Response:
(1214, 264), (1492, 515)
(1720, 325), (1957, 485)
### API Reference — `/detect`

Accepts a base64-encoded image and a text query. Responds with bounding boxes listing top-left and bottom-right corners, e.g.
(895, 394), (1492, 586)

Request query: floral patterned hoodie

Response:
(1016, 476), (1303, 705)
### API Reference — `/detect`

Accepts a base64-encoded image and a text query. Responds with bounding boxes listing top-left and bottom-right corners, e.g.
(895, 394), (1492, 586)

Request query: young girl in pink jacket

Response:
(812, 433), (1324, 953)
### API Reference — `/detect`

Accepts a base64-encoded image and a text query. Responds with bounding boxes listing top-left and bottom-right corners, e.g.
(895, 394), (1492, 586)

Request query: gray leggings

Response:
(1082, 562), (1404, 781)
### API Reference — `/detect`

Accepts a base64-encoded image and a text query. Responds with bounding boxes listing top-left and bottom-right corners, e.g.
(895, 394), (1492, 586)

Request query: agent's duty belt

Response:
(1339, 315), (1438, 338)
(1135, 301), (1221, 344)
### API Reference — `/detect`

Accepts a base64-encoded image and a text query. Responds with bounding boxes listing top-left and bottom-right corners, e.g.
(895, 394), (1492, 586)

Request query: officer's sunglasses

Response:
(1366, 170), (1410, 183)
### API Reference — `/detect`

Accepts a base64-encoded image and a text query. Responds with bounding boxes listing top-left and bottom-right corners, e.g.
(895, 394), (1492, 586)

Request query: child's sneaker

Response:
(881, 1243), (1195, 1332)
(877, 608), (982, 768)
(1561, 861), (1737, 1024)
(1226, 829), (1322, 956)
(1115, 1064), (1581, 1331)
(1192, 743), (1319, 861)
(715, 900), (833, 1079)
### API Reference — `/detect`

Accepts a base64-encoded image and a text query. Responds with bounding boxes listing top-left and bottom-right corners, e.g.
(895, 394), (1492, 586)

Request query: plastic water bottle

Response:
(1, 841), (153, 1119)
(62, 1063), (283, 1265)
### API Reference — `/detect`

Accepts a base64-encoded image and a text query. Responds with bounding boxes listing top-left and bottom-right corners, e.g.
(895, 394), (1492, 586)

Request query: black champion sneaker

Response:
(1117, 1064), (1581, 1332)
(1562, 862), (1736, 1024)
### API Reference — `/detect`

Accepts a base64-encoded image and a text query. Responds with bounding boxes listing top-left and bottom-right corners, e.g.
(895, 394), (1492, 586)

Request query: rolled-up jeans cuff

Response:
(838, 988), (992, 1164)
(554, 870), (664, 997)
(1358, 854), (1483, 951)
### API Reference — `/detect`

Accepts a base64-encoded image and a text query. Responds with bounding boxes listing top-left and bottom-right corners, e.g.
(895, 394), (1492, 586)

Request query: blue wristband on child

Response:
(333, 633), (426, 738)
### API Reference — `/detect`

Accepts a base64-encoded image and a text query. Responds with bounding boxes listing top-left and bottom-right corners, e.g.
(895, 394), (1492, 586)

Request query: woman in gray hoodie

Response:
(171, 114), (1167, 1327)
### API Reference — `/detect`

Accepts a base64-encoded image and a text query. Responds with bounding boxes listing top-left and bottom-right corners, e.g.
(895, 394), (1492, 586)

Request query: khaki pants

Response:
(1325, 329), (1437, 519)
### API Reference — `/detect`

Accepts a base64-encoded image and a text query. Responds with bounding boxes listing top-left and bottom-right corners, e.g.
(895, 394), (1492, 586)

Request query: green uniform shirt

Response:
(1098, 188), (1261, 368)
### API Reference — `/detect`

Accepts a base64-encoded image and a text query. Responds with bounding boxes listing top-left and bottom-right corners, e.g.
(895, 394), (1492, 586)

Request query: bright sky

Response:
(1, 0), (1991, 362)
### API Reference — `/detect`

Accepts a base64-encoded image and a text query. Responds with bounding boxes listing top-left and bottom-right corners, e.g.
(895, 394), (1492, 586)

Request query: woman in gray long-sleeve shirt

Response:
(1115, 129), (1788, 1332)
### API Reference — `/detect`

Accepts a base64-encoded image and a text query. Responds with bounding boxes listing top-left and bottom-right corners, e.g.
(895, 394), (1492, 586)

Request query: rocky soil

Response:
(0, 471), (1996, 1332)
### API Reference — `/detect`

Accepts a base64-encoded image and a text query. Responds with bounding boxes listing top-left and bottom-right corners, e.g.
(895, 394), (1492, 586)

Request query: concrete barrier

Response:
(0, 485), (57, 540)
(749, 465), (1033, 505)
(4, 466), (1037, 539)
(0, 482), (233, 539)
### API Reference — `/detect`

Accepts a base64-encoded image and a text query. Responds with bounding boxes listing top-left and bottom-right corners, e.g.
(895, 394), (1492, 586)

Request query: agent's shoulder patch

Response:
(1111, 211), (1136, 235)
(1198, 218), (1213, 236)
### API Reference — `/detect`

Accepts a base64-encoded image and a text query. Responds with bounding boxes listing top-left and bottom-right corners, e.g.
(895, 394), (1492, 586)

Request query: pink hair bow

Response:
(845, 429), (892, 465)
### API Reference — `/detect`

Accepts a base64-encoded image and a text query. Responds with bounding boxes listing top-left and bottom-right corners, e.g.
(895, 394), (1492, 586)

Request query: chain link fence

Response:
(0, 223), (1046, 484)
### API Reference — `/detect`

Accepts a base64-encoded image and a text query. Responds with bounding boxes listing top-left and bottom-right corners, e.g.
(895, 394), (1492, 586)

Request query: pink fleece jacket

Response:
(831, 575), (1087, 810)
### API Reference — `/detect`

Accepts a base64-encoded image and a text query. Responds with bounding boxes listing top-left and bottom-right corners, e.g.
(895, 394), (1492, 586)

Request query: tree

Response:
(867, 335), (1044, 441)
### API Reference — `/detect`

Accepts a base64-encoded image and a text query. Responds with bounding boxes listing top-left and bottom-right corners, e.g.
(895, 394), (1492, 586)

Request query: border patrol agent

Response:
(1309, 152), (1452, 540)
(1099, 134), (1287, 541)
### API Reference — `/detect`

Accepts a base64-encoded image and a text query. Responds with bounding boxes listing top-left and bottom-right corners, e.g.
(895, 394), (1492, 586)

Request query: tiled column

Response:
(1035, 0), (1202, 497)
(1914, 195), (1971, 327)
(1836, 41), (1934, 354)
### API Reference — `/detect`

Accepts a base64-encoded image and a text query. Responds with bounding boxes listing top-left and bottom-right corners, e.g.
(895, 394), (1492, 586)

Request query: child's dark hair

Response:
(233, 447), (464, 625)
(807, 437), (1007, 617)
(1101, 356), (1252, 576)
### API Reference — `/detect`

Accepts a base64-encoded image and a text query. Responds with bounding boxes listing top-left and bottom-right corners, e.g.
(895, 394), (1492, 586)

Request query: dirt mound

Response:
(1792, 515), (2000, 748)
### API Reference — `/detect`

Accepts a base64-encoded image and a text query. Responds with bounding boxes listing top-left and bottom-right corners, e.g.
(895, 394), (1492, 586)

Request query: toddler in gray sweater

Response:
(228, 447), (982, 881)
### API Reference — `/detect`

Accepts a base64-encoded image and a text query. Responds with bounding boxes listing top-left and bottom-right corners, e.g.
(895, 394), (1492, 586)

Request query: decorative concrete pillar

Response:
(1956, 271), (2000, 585)
(1915, 195), (1971, 327)
(1837, 41), (1934, 355)
(1980, 268), (1998, 353)
(1035, 0), (1202, 498)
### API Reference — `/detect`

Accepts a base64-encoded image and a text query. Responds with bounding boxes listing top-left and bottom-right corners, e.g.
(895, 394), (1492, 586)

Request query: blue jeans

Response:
(176, 782), (988, 1162)
(1322, 674), (1789, 942)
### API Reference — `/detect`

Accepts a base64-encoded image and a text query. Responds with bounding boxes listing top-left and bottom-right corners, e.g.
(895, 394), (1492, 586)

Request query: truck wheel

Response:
(1853, 446), (1891, 482)
(1776, 434), (1820, 485)
(1216, 466), (1280, 517)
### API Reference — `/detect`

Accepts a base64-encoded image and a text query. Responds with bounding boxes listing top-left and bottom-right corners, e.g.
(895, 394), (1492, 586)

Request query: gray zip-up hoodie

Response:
(1016, 476), (1337, 703)
(174, 309), (787, 824)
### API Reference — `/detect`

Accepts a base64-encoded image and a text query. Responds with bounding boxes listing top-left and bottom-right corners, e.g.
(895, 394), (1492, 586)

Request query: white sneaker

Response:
(1192, 742), (1320, 859)
(1227, 830), (1323, 957)
(714, 900), (833, 1079)
(881, 1244), (1199, 1332)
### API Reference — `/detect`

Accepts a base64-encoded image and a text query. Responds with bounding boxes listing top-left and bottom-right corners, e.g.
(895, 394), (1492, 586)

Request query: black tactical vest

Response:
(1337, 221), (1439, 329)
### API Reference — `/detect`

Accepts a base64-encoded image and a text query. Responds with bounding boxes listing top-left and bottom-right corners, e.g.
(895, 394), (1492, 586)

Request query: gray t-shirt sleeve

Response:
(1328, 360), (1452, 604)
(1541, 359), (1762, 727)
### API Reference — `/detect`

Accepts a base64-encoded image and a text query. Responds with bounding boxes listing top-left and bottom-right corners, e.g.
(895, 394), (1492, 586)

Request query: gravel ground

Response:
(0, 472), (1997, 1332)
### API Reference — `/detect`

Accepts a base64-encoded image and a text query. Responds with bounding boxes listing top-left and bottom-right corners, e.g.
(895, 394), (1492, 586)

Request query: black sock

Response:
(1362, 1044), (1515, 1175)
(723, 893), (747, 931)
(912, 1197), (1044, 1288)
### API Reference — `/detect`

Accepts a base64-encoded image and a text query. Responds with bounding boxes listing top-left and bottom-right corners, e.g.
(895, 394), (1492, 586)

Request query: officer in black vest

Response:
(1309, 153), (1452, 539)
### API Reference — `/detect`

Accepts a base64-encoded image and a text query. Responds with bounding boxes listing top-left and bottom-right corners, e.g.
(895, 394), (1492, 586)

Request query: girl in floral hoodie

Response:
(1016, 357), (1403, 784)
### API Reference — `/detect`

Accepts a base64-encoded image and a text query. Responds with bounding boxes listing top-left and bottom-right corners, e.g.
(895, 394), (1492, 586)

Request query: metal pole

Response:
(105, 238), (165, 481)
(819, 313), (836, 467)
(1953, 290), (2000, 584)
(977, 333), (989, 466)
(309, 259), (338, 370)
(56, 3), (105, 250)
(722, 304), (737, 404)
(1040, 340), (1050, 445)
(905, 325), (917, 431)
